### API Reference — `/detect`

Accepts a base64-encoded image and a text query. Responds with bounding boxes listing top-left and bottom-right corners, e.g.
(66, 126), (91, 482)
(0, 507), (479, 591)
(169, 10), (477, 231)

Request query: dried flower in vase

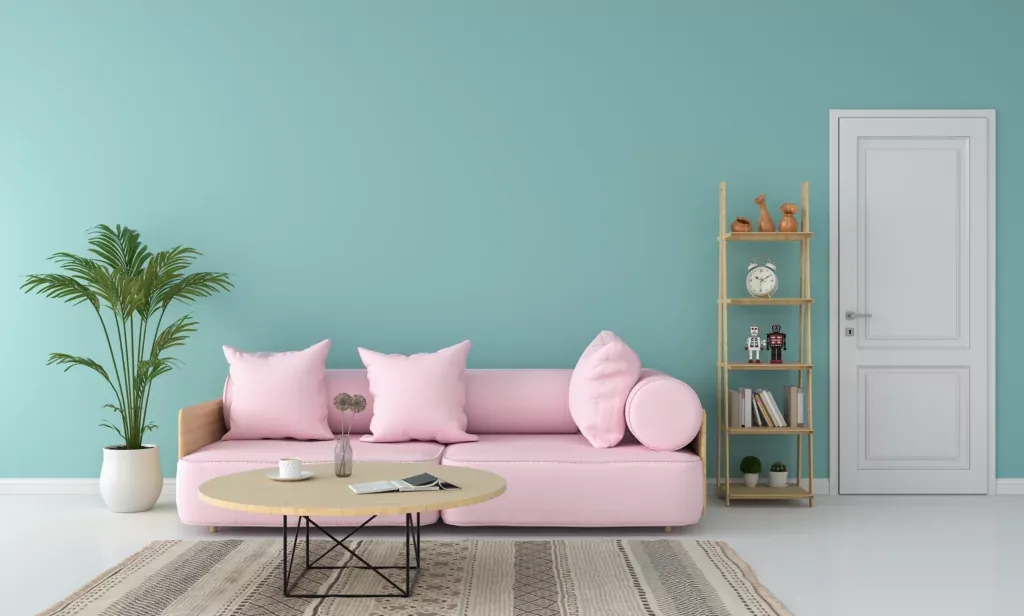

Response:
(333, 393), (367, 438)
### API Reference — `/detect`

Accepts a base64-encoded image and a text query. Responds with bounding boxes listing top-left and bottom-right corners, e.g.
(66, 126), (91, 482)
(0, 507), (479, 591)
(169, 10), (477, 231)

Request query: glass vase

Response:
(334, 434), (353, 477)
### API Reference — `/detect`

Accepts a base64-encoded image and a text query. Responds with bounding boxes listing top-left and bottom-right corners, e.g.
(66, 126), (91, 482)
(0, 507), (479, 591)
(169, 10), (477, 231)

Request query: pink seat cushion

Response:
(569, 331), (641, 448)
(625, 370), (703, 451)
(441, 434), (703, 527)
(176, 439), (443, 527)
(358, 341), (478, 444)
(222, 339), (334, 441)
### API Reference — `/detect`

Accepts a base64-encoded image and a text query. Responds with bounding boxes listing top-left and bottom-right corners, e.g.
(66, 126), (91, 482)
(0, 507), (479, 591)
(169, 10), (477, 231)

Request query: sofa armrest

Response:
(688, 409), (707, 514)
(178, 398), (226, 459)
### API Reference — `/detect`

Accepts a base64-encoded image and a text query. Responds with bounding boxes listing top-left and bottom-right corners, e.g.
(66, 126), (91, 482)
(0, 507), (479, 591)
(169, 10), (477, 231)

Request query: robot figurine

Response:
(745, 325), (765, 363)
(766, 324), (787, 364)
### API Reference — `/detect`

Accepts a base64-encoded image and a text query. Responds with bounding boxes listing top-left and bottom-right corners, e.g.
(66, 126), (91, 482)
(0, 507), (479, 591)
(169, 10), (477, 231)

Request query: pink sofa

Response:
(176, 369), (705, 528)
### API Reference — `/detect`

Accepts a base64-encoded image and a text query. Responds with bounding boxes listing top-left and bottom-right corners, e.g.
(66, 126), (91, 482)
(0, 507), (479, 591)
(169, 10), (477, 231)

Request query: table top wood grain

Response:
(199, 462), (506, 517)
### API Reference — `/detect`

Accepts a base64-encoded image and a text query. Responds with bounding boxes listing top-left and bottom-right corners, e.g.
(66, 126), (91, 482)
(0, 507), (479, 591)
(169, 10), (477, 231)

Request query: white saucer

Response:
(267, 471), (314, 482)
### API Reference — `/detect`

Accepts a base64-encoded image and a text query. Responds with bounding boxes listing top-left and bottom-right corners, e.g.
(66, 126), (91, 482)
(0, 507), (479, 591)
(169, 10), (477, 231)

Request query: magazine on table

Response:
(349, 473), (461, 495)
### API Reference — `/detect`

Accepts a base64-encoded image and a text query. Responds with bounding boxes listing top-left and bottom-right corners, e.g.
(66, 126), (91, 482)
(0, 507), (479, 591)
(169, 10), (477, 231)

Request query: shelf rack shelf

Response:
(722, 298), (813, 306)
(721, 362), (813, 371)
(728, 484), (811, 499)
(717, 181), (814, 507)
(723, 232), (813, 242)
(727, 427), (813, 435)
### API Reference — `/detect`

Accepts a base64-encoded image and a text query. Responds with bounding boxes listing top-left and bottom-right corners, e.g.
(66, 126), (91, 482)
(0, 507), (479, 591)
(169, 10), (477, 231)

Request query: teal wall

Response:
(1, 2), (1020, 479)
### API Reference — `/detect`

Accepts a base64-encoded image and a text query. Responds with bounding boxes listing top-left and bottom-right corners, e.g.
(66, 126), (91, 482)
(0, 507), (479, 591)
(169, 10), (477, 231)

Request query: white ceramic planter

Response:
(743, 473), (759, 488)
(768, 471), (788, 488)
(99, 445), (163, 513)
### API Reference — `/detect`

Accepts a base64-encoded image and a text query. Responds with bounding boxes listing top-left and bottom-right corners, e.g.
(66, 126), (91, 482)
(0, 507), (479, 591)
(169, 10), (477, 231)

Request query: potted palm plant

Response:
(22, 225), (231, 512)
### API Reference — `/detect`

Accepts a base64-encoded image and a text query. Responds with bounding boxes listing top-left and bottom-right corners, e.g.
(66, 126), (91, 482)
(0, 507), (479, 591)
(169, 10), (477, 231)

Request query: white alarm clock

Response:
(746, 257), (778, 298)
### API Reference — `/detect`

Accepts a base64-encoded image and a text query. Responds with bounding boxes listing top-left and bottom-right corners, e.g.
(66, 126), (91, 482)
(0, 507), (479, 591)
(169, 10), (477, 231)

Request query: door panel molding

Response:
(859, 365), (968, 468)
(829, 109), (996, 495)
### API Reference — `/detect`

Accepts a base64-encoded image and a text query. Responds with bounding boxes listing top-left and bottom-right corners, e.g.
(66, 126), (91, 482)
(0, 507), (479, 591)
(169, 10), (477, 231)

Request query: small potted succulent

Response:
(769, 461), (788, 488)
(740, 456), (762, 488)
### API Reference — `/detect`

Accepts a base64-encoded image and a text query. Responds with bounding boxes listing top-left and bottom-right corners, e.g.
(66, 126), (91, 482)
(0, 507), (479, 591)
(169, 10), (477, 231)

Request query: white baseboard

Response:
(0, 479), (176, 496)
(996, 479), (1024, 495)
(708, 478), (1024, 495)
(710, 478), (830, 493)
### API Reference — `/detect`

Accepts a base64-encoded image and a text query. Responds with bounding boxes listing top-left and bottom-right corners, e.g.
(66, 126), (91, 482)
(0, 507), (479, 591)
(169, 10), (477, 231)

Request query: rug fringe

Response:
(714, 541), (793, 616)
(38, 540), (177, 616)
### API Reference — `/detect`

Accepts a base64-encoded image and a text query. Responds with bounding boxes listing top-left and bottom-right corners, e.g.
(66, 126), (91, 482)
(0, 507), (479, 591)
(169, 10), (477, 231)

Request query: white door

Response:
(837, 113), (993, 494)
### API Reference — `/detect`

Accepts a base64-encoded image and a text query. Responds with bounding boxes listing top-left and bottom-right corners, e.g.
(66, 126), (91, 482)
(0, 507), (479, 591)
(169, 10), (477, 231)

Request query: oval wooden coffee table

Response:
(199, 461), (505, 599)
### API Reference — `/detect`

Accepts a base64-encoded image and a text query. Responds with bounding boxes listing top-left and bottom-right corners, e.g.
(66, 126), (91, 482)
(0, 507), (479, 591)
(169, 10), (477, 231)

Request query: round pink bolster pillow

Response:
(625, 370), (703, 451)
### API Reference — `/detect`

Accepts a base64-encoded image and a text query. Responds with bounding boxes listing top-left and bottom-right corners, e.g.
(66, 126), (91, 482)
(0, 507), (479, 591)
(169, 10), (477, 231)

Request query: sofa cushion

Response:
(222, 339), (334, 441)
(625, 369), (703, 451)
(358, 340), (478, 444)
(569, 331), (641, 448)
(176, 439), (443, 527)
(440, 434), (703, 527)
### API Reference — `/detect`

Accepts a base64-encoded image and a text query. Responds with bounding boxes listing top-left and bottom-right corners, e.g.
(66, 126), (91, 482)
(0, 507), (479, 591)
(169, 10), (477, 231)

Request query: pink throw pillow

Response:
(222, 339), (334, 441)
(358, 340), (478, 444)
(569, 331), (642, 448)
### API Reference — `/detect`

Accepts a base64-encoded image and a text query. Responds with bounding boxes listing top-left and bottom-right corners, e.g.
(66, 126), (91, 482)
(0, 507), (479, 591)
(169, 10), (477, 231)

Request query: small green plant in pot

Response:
(22, 225), (231, 512)
(740, 455), (762, 488)
(769, 461), (789, 488)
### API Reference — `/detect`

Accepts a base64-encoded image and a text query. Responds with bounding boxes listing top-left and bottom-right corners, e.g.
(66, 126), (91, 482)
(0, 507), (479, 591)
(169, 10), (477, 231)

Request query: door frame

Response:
(828, 109), (997, 495)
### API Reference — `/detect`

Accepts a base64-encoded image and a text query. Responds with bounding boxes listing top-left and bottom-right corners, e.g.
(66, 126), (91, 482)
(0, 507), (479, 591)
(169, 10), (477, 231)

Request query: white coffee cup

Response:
(278, 458), (303, 479)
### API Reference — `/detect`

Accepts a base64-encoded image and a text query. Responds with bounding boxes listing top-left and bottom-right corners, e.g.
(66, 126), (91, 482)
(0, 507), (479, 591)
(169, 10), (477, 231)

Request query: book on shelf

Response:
(765, 390), (788, 427)
(728, 389), (740, 427)
(785, 385), (805, 427)
(752, 391), (772, 427)
(728, 388), (754, 427)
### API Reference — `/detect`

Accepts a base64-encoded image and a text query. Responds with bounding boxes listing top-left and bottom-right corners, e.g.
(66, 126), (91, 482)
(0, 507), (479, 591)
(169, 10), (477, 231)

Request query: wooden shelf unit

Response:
(716, 181), (814, 507)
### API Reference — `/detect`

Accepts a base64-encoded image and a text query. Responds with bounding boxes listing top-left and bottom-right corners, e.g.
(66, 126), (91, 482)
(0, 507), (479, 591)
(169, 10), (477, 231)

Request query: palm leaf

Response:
(151, 315), (197, 356)
(100, 420), (126, 440)
(138, 356), (178, 381)
(87, 224), (150, 275)
(138, 247), (201, 318)
(158, 272), (232, 309)
(46, 353), (111, 382)
(21, 274), (100, 310)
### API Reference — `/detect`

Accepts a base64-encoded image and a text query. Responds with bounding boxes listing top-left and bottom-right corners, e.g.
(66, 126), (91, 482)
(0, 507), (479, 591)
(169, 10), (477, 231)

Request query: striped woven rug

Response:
(44, 539), (789, 616)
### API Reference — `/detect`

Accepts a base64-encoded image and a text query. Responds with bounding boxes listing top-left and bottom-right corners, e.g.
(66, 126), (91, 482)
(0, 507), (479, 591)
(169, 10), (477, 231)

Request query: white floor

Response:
(3, 494), (1023, 616)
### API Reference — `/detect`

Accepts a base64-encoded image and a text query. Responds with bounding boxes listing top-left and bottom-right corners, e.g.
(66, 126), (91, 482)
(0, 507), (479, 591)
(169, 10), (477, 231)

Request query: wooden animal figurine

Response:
(779, 203), (799, 232)
(731, 217), (752, 233)
(754, 194), (775, 232)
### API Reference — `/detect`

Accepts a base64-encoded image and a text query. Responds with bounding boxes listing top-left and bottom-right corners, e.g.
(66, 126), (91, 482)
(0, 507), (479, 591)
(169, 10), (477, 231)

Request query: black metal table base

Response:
(282, 512), (421, 598)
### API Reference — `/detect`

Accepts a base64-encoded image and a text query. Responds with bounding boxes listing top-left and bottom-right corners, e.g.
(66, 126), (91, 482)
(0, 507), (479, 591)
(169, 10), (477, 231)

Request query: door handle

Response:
(845, 311), (873, 320)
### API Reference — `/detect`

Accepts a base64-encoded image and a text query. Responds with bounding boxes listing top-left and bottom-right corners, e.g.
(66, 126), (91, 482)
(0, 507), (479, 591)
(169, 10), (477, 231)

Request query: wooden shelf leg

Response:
(724, 427), (731, 507)
(796, 433), (803, 489)
(808, 432), (815, 507)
